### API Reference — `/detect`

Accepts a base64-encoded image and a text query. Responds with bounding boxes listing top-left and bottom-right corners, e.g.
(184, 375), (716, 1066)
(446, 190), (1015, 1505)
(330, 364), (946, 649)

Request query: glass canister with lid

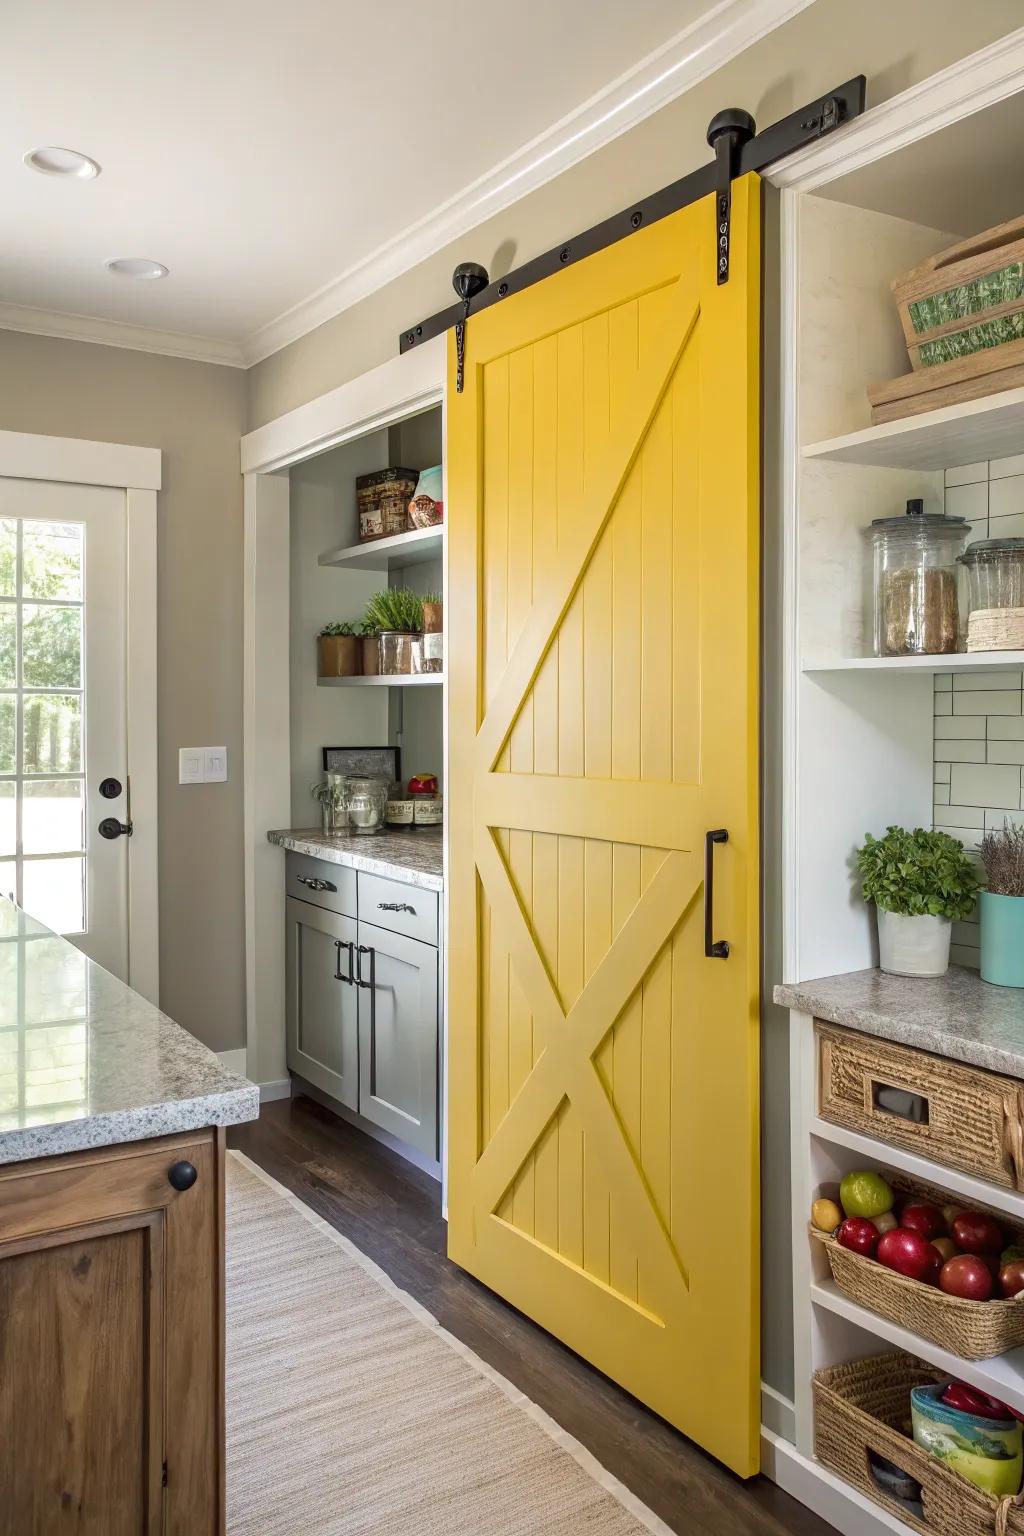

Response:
(865, 499), (968, 657)
(959, 539), (1024, 651)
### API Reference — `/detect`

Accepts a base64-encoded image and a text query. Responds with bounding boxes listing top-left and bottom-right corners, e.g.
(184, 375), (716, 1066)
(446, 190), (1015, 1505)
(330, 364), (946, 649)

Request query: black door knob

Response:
(98, 817), (132, 839)
(99, 777), (123, 799)
(167, 1160), (198, 1192)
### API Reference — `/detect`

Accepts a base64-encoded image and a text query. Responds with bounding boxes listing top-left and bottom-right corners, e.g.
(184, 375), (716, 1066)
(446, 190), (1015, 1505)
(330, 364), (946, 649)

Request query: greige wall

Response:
(0, 329), (247, 1053)
(247, 0), (1024, 429)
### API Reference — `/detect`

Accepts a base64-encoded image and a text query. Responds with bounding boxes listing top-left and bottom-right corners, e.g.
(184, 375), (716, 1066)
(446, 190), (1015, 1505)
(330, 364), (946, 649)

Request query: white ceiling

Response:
(1, 0), (809, 365)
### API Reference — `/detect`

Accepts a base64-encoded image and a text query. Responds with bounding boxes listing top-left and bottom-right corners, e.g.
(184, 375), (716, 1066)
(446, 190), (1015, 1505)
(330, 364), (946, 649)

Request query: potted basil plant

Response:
(979, 820), (1024, 988)
(317, 621), (360, 677)
(856, 825), (980, 978)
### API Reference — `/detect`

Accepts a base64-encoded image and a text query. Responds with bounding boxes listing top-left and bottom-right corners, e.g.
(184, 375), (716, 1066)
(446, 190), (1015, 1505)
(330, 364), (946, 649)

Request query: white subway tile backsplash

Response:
(953, 690), (1023, 716)
(949, 763), (1022, 808)
(953, 670), (1023, 690)
(937, 802), (987, 828)
(988, 476), (1024, 519)
(935, 692), (953, 716)
(988, 741), (1024, 765)
(989, 511), (1024, 540)
(985, 808), (1024, 832)
(934, 673), (953, 692)
(945, 481), (988, 521)
(935, 761), (951, 783)
(935, 715), (986, 739)
(989, 716), (1024, 740)
(936, 825), (982, 851)
(989, 454), (1024, 480)
(946, 462), (989, 486)
(934, 786), (951, 808)
(935, 740), (986, 764)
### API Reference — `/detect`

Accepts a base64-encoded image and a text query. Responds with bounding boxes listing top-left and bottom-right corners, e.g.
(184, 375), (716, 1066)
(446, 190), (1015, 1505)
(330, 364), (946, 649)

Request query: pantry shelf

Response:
(803, 652), (1024, 675)
(802, 384), (1024, 471)
(317, 674), (443, 687)
(812, 1278), (1024, 1415)
(318, 525), (442, 572)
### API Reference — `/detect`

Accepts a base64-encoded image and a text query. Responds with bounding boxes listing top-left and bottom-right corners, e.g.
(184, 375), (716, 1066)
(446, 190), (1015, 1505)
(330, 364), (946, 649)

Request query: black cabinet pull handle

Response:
(377, 901), (415, 914)
(704, 829), (730, 959)
(356, 944), (375, 990)
(335, 939), (355, 985)
(168, 1160), (198, 1192)
(296, 875), (336, 892)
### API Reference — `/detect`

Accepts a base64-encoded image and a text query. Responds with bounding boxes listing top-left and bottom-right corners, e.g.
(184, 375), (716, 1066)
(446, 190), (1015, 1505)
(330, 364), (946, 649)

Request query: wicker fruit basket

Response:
(815, 1352), (1024, 1536)
(812, 1170), (1024, 1360)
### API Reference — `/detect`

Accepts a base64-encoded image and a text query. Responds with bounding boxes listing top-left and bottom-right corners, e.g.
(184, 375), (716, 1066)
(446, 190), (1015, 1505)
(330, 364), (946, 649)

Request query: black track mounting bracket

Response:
(398, 75), (866, 355)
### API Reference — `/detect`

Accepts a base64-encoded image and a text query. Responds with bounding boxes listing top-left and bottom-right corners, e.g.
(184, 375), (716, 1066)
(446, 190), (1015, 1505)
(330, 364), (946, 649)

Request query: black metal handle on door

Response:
(704, 829), (730, 959)
(167, 1160), (198, 1192)
(355, 944), (375, 990)
(98, 817), (133, 840)
(335, 939), (355, 986)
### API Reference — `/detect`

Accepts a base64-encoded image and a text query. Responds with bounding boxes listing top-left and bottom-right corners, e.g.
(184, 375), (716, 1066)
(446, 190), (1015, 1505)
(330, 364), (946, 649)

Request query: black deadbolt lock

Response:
(99, 777), (122, 799)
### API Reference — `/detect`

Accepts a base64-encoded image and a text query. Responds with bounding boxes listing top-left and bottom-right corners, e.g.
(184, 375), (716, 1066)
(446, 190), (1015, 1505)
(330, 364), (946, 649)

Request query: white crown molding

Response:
(769, 25), (1024, 191)
(242, 0), (817, 366)
(0, 301), (246, 369)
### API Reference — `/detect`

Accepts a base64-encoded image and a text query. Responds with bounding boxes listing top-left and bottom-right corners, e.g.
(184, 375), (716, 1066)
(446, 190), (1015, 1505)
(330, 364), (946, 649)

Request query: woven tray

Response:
(815, 1352), (1024, 1536)
(813, 1170), (1024, 1360)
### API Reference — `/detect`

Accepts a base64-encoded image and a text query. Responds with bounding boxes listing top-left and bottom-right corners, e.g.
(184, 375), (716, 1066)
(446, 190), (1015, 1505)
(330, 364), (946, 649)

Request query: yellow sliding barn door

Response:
(446, 174), (761, 1476)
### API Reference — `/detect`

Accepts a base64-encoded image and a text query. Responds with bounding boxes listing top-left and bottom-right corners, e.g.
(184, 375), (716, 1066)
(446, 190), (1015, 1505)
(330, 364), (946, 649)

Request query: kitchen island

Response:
(0, 897), (258, 1535)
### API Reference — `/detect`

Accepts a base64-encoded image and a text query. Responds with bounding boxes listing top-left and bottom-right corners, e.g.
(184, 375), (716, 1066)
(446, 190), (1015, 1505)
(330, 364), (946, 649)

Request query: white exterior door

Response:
(0, 478), (128, 977)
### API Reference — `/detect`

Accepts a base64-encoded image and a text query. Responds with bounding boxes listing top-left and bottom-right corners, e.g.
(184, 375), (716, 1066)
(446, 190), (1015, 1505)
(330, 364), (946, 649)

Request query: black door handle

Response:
(167, 1160), (198, 1192)
(355, 944), (375, 990)
(98, 817), (133, 839)
(335, 939), (355, 985)
(704, 829), (730, 959)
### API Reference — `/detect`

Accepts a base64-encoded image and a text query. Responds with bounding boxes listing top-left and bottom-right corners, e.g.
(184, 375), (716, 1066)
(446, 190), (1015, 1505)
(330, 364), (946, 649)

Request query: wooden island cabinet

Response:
(0, 903), (257, 1535)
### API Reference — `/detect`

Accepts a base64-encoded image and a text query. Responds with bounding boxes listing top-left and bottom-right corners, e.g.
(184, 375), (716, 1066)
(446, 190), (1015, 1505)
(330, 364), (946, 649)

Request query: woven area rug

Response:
(226, 1151), (674, 1536)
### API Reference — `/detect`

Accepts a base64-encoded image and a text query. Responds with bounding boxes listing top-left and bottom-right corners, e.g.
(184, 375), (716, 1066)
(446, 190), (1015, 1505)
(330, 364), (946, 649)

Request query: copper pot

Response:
(361, 634), (380, 675)
(318, 634), (360, 677)
(422, 600), (443, 634)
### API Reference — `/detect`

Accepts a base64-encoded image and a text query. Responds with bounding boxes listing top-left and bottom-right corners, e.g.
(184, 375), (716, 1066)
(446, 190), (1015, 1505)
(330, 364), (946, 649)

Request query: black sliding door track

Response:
(398, 75), (865, 357)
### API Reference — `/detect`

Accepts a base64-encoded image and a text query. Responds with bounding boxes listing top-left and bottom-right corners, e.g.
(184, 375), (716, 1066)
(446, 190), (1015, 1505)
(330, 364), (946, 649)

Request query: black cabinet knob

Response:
(167, 1160), (198, 1192)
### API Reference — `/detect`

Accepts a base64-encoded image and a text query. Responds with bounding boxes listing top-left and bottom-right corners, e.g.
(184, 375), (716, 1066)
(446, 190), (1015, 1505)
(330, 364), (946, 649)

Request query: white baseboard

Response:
(258, 1078), (292, 1103)
(760, 1383), (796, 1442)
(216, 1048), (248, 1078)
(762, 1428), (913, 1536)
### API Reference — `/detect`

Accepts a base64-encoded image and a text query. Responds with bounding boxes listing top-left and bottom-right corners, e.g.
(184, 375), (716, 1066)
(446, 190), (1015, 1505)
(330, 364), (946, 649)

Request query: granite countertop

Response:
(0, 899), (258, 1166)
(267, 826), (444, 892)
(775, 966), (1024, 1080)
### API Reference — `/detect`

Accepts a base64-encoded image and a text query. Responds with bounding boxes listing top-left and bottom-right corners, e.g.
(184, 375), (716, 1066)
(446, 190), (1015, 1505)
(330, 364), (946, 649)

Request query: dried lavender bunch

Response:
(980, 820), (1024, 898)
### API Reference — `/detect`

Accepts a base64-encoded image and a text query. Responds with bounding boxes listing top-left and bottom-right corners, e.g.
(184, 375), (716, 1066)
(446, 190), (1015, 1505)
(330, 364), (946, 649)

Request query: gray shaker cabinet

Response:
(286, 896), (359, 1111)
(355, 919), (438, 1158)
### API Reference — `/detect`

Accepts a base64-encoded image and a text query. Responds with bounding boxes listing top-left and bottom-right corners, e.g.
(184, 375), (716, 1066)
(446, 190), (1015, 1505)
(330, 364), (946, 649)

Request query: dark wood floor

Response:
(230, 1096), (832, 1536)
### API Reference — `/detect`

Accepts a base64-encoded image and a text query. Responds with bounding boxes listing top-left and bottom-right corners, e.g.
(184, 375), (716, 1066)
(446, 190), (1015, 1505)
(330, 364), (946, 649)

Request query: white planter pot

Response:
(877, 908), (951, 978)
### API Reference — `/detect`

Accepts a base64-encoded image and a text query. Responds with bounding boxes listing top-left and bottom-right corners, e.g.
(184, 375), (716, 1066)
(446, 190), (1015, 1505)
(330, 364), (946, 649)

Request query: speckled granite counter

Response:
(775, 966), (1024, 1080)
(267, 826), (443, 892)
(0, 899), (258, 1165)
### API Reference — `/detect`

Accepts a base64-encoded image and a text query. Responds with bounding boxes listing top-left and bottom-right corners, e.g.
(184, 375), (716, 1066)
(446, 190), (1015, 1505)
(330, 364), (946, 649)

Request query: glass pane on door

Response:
(0, 520), (87, 935)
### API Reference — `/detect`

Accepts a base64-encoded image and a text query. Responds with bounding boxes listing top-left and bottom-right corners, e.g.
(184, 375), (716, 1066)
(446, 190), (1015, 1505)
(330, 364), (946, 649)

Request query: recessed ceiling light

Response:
(24, 146), (100, 179)
(104, 257), (169, 280)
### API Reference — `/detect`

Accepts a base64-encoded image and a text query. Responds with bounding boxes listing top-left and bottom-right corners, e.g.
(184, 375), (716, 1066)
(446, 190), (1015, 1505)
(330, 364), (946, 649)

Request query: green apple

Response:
(840, 1169), (894, 1220)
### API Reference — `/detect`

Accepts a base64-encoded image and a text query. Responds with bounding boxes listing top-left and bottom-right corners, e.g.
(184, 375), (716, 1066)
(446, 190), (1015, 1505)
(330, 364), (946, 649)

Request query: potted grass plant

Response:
(364, 587), (423, 675)
(979, 820), (1024, 988)
(317, 621), (360, 677)
(856, 825), (981, 978)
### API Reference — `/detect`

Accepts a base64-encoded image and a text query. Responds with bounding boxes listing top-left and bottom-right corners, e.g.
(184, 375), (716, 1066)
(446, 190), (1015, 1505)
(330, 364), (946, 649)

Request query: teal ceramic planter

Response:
(980, 891), (1024, 988)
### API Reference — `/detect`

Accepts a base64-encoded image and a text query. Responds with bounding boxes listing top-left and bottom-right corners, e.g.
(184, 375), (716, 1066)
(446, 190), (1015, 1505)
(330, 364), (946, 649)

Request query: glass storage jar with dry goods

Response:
(959, 539), (1024, 650)
(865, 500), (968, 657)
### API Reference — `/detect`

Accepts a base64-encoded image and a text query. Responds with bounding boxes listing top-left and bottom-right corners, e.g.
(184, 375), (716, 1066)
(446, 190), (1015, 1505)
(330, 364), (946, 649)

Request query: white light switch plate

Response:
(204, 746), (227, 783)
(179, 748), (204, 785)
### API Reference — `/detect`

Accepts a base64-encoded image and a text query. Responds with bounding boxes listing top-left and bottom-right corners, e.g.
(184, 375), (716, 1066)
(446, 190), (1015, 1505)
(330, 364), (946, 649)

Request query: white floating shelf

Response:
(803, 652), (1024, 675)
(317, 673), (443, 688)
(318, 526), (442, 571)
(802, 385), (1024, 471)
(813, 1278), (1024, 1415)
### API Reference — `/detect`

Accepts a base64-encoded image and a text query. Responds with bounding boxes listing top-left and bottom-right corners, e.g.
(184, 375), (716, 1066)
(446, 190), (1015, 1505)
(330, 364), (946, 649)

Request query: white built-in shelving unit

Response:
(318, 524), (443, 572)
(317, 673), (443, 688)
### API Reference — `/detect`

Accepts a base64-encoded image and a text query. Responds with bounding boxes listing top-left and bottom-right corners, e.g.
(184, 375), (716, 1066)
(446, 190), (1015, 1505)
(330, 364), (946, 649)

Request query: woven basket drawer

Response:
(812, 1169), (1024, 1361)
(814, 1352), (1024, 1536)
(817, 1022), (1024, 1191)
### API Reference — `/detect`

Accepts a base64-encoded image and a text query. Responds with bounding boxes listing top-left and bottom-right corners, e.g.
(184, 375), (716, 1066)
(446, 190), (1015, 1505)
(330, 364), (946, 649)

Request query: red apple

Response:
(900, 1203), (946, 1241)
(940, 1254), (994, 1301)
(877, 1227), (939, 1281)
(952, 1211), (1004, 1255)
(921, 1246), (944, 1286)
(1000, 1260), (1024, 1299)
(837, 1217), (879, 1258)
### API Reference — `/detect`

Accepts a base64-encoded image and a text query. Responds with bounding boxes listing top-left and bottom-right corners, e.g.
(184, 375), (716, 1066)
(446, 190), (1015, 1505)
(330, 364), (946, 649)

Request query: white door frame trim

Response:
(763, 19), (1024, 1528)
(0, 429), (161, 1003)
(239, 339), (446, 1093)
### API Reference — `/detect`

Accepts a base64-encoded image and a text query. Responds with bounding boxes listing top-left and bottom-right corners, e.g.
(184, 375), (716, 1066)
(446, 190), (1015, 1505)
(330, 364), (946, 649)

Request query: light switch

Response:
(179, 748), (204, 785)
(204, 746), (227, 783)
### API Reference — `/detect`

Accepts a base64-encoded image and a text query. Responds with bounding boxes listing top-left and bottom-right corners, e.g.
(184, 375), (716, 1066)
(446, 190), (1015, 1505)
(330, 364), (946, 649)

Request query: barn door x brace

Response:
(399, 77), (865, 390)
